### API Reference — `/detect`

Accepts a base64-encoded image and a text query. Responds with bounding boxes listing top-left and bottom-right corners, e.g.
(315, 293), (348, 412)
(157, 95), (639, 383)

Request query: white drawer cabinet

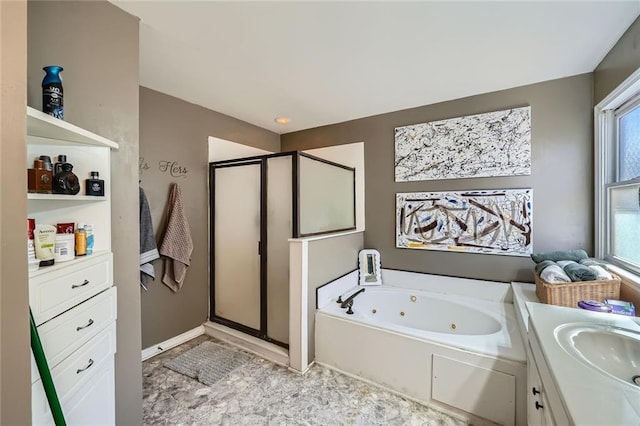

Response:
(527, 342), (555, 426)
(527, 323), (570, 426)
(31, 287), (117, 383)
(27, 107), (119, 425)
(30, 252), (113, 327)
(32, 323), (116, 425)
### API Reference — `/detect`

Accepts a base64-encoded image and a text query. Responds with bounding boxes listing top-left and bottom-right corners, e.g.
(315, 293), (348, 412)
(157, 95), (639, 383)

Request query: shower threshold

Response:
(203, 321), (289, 368)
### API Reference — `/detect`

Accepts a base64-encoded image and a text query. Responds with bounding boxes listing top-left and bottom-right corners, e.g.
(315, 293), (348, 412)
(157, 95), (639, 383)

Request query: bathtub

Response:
(315, 271), (526, 426)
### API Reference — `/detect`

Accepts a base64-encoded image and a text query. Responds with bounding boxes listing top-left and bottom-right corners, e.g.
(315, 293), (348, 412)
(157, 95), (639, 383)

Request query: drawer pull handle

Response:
(535, 401), (544, 410)
(532, 387), (540, 395)
(72, 280), (90, 289)
(76, 358), (94, 374)
(76, 319), (94, 331)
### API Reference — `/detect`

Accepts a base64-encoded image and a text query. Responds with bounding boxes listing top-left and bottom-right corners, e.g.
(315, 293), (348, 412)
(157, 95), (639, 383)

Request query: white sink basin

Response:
(555, 322), (640, 388)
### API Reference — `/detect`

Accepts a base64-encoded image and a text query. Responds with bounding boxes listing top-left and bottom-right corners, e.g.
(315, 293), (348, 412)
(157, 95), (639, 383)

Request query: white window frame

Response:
(595, 66), (640, 280)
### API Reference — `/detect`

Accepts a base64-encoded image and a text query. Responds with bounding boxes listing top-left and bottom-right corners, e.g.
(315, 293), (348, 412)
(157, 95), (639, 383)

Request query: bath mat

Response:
(164, 341), (251, 386)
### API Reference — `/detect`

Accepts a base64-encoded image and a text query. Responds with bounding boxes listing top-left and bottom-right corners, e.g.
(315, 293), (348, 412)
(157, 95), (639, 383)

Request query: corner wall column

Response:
(288, 239), (309, 373)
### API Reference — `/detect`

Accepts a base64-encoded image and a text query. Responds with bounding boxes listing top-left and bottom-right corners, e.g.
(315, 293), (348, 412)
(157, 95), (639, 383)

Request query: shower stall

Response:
(209, 152), (355, 348)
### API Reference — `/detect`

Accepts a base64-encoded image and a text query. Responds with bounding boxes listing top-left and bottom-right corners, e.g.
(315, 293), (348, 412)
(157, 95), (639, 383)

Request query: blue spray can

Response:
(42, 66), (64, 120)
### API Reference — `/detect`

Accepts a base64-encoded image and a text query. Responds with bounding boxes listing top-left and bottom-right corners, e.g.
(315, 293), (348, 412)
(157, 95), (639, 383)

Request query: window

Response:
(618, 103), (640, 181)
(596, 70), (640, 276)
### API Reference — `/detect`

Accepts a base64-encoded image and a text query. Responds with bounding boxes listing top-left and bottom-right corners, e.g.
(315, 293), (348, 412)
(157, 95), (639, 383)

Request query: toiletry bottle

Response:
(54, 233), (75, 262)
(34, 224), (57, 267)
(85, 171), (105, 196)
(27, 219), (39, 271)
(54, 155), (67, 175)
(56, 222), (75, 234)
(38, 155), (53, 173)
(52, 158), (80, 195)
(84, 224), (94, 255)
(27, 159), (52, 193)
(75, 226), (87, 256)
(27, 218), (36, 250)
(42, 66), (64, 119)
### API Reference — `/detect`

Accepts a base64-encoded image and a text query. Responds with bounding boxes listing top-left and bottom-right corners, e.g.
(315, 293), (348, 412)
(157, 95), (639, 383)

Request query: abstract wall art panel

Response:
(396, 189), (533, 256)
(394, 106), (531, 181)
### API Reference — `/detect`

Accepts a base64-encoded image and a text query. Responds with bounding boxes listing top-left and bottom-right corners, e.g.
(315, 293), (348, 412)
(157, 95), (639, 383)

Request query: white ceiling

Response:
(112, 1), (640, 134)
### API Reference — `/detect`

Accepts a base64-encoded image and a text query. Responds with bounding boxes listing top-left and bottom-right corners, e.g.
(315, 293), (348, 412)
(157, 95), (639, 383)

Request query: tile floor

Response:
(143, 335), (466, 425)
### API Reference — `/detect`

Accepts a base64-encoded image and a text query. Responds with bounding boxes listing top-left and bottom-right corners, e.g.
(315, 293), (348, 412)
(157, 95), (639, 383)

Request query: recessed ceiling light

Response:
(274, 117), (291, 125)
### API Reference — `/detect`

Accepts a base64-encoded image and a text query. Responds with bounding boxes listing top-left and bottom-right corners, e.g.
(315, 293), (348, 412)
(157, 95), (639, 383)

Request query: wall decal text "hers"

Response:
(159, 160), (188, 178)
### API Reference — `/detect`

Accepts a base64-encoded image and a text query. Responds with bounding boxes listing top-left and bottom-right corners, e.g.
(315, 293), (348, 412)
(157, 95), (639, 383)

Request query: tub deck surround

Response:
(320, 285), (525, 362)
(316, 268), (514, 310)
(316, 270), (358, 309)
(315, 271), (527, 426)
(380, 269), (514, 302)
(510, 282), (539, 338)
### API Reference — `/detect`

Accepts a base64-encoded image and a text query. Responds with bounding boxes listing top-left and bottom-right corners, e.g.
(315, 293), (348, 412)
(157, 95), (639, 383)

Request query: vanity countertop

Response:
(526, 302), (640, 425)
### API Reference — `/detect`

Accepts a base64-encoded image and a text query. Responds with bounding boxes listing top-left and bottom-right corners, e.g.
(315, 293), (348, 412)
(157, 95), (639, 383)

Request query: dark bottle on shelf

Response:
(85, 171), (104, 196)
(54, 154), (67, 175)
(42, 66), (64, 120)
(52, 158), (80, 195)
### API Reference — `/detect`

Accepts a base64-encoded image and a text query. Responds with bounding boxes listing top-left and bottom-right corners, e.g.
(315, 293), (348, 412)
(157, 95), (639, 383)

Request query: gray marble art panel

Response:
(395, 107), (531, 181)
(396, 189), (532, 256)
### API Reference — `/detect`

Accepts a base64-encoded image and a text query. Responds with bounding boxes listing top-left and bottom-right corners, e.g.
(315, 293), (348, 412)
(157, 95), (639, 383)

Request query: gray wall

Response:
(594, 16), (640, 105)
(28, 2), (142, 424)
(0, 1), (30, 423)
(283, 74), (594, 283)
(306, 232), (362, 364)
(139, 87), (280, 348)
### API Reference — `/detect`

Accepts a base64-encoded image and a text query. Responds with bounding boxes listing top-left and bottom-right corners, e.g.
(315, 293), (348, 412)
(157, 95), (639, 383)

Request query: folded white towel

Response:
(589, 265), (613, 280)
(580, 258), (606, 267)
(556, 260), (575, 268)
(541, 265), (571, 283)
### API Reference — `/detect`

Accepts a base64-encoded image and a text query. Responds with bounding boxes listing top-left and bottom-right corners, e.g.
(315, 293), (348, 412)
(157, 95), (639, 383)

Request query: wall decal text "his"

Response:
(139, 157), (150, 174)
(159, 160), (188, 178)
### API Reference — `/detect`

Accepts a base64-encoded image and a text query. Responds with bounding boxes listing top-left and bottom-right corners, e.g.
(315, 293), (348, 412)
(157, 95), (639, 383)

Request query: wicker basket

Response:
(534, 273), (621, 308)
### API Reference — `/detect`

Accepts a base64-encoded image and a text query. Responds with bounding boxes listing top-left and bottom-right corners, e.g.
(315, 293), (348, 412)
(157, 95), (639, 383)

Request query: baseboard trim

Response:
(202, 321), (289, 367)
(289, 359), (314, 375)
(141, 325), (205, 361)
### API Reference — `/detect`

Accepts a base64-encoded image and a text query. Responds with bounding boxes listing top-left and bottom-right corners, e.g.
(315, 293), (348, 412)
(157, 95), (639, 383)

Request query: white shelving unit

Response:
(28, 194), (109, 201)
(27, 107), (118, 149)
(26, 107), (115, 258)
(27, 106), (119, 425)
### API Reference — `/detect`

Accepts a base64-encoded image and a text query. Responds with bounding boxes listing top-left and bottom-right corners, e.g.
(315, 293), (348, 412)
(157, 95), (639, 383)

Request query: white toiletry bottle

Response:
(34, 224), (57, 266)
(85, 224), (94, 255)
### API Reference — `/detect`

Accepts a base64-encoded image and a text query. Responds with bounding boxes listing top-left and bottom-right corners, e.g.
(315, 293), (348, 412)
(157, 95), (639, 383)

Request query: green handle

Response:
(30, 309), (66, 426)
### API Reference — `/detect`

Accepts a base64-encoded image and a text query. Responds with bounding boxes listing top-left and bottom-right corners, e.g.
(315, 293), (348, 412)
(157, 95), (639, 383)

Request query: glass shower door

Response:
(212, 162), (262, 331)
(210, 151), (354, 348)
(266, 156), (292, 344)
